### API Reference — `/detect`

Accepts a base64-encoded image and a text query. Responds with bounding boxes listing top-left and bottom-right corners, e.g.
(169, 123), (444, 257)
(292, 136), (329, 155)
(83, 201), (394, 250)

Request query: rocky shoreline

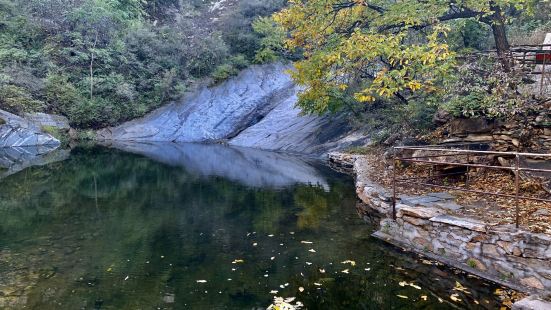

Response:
(328, 152), (551, 309)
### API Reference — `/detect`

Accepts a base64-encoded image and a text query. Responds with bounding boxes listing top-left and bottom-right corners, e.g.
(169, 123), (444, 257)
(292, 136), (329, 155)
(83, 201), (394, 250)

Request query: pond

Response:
(0, 143), (517, 309)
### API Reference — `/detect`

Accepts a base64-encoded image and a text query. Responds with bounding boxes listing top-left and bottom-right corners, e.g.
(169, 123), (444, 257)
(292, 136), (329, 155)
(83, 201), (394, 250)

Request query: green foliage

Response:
(272, 0), (534, 114)
(442, 57), (527, 119)
(0, 84), (43, 114)
(252, 16), (286, 64)
(0, 0), (286, 128)
(211, 55), (250, 84)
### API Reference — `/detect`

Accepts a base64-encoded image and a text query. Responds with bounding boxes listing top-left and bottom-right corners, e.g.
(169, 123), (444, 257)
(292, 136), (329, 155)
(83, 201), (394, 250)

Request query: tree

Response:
(273, 0), (534, 114)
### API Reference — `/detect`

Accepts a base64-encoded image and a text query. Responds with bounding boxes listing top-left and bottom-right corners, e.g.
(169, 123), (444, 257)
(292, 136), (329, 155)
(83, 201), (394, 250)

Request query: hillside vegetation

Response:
(265, 0), (551, 141)
(0, 0), (285, 128)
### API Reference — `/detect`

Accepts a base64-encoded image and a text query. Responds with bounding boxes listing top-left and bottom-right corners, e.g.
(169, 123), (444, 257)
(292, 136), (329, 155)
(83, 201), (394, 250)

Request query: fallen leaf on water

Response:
(450, 294), (461, 302)
(196, 280), (207, 283)
(341, 269), (349, 274)
(454, 281), (469, 293)
(314, 283), (322, 286)
(399, 281), (407, 287)
(106, 267), (113, 272)
(397, 295), (408, 299)
(301, 241), (313, 244)
(305, 262), (312, 265)
(308, 249), (316, 253)
(420, 295), (428, 301)
(410, 283), (421, 290)
(270, 257), (275, 260)
(232, 259), (245, 264)
(341, 260), (356, 266)
(270, 290), (278, 294)
(268, 234), (274, 237)
(318, 268), (325, 273)
(298, 287), (304, 292)
(253, 243), (258, 246)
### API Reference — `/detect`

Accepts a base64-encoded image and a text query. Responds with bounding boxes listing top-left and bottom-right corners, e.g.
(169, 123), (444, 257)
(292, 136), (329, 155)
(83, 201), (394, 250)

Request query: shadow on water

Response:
(0, 143), (516, 309)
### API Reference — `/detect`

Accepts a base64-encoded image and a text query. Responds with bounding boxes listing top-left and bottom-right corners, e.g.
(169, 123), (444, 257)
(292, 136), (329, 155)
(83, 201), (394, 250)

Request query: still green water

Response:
(0, 144), (515, 309)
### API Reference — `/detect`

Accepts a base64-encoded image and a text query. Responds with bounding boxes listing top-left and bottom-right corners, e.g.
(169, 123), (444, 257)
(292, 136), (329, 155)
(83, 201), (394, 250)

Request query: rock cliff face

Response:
(98, 63), (368, 155)
(0, 109), (60, 148)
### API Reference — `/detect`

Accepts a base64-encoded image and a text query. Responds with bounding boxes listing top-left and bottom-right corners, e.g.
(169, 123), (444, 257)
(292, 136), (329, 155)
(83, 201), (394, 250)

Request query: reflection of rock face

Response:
(108, 142), (329, 189)
(0, 109), (60, 147)
(98, 63), (369, 155)
(0, 146), (69, 179)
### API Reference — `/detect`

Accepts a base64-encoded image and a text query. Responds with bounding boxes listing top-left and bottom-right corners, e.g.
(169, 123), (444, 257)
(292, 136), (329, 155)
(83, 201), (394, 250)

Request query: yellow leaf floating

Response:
(232, 259), (245, 264)
(450, 294), (462, 302)
(341, 260), (356, 266)
(420, 295), (428, 301)
(342, 269), (349, 274)
(298, 287), (305, 292)
(397, 295), (408, 299)
(301, 241), (313, 244)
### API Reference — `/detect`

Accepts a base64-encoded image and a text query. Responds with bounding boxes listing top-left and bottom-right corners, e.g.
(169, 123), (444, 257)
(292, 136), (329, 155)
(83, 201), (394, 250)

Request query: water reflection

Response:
(105, 141), (329, 189)
(0, 146), (69, 179)
(0, 145), (514, 309)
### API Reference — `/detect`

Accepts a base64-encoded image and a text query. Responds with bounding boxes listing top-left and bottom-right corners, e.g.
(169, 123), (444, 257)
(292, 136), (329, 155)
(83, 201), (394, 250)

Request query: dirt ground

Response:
(360, 148), (551, 235)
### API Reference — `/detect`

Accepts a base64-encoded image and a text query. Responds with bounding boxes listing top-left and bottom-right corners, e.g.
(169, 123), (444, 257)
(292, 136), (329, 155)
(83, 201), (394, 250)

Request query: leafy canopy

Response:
(273, 0), (535, 114)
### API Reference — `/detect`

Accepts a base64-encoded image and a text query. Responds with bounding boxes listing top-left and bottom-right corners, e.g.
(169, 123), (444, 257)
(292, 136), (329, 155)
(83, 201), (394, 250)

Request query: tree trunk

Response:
(489, 2), (511, 70)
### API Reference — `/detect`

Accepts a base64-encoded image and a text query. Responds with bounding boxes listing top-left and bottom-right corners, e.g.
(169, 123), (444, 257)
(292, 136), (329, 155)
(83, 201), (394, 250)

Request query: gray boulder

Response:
(0, 109), (60, 147)
(24, 112), (70, 129)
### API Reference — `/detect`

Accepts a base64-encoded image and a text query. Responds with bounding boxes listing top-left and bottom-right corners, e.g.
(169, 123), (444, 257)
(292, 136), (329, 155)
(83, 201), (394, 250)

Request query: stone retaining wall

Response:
(329, 152), (551, 293)
(442, 112), (551, 153)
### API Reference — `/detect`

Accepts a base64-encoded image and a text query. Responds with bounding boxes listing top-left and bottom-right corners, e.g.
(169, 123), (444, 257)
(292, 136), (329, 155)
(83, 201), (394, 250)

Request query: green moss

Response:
(467, 258), (477, 268)
(41, 125), (70, 146)
(346, 146), (372, 155)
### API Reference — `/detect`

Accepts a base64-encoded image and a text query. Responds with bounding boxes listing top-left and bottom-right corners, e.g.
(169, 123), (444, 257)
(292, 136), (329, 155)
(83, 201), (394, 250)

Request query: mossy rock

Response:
(0, 117), (5, 125)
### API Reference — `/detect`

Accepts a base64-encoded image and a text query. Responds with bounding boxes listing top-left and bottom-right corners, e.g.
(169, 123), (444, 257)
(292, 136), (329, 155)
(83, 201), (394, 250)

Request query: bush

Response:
(0, 84), (43, 115)
(212, 64), (239, 84)
(45, 73), (80, 115)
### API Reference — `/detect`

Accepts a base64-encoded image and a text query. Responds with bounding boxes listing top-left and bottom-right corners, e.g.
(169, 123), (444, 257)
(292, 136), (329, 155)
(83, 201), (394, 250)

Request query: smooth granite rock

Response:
(98, 63), (369, 155)
(24, 112), (70, 129)
(0, 109), (60, 147)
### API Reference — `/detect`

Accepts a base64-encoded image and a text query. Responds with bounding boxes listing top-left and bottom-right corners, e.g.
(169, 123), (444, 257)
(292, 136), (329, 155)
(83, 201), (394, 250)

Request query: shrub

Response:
(0, 84), (43, 115)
